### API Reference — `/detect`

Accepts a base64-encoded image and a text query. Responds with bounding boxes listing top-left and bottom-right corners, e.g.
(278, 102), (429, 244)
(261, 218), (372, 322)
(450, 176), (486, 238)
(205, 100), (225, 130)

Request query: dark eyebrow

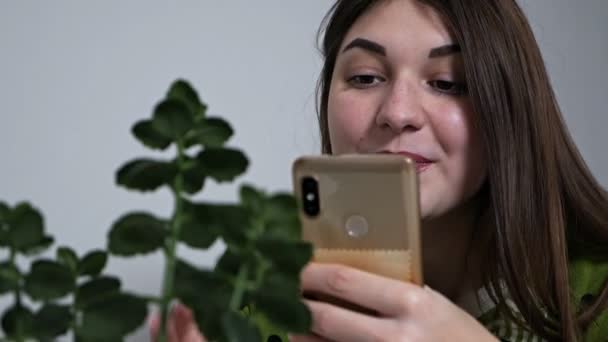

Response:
(342, 38), (386, 56)
(428, 44), (461, 58)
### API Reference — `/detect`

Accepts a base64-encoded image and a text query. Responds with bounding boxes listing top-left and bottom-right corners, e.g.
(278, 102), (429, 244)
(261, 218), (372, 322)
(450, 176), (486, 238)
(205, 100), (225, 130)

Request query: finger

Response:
(166, 310), (179, 342)
(170, 303), (206, 342)
(172, 303), (194, 340)
(148, 307), (186, 342)
(182, 324), (206, 342)
(304, 299), (392, 342)
(301, 263), (422, 316)
(148, 312), (161, 341)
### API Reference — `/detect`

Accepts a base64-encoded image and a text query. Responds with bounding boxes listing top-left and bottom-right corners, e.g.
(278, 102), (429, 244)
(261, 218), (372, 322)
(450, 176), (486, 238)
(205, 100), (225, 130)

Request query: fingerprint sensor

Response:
(345, 215), (369, 238)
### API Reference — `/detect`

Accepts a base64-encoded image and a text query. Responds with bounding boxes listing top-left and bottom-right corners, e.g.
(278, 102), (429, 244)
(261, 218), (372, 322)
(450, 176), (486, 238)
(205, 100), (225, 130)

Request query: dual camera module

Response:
(301, 177), (319, 217)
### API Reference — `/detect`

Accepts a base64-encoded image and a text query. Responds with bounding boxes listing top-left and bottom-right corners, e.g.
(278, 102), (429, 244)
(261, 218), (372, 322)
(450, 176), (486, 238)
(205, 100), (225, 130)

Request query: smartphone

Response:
(292, 154), (423, 285)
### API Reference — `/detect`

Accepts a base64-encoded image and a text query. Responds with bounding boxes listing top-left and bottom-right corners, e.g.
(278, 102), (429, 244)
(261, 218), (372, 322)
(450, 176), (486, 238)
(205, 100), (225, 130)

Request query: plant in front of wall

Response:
(110, 79), (312, 341)
(0, 79), (312, 342)
(0, 201), (134, 341)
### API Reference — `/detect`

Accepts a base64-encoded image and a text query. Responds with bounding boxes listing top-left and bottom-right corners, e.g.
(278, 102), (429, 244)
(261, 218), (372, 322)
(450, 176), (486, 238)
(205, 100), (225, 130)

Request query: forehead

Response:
(341, 0), (454, 52)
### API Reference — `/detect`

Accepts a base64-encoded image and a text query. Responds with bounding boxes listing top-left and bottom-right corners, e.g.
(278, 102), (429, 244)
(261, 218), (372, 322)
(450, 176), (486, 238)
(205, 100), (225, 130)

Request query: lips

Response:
(379, 150), (434, 173)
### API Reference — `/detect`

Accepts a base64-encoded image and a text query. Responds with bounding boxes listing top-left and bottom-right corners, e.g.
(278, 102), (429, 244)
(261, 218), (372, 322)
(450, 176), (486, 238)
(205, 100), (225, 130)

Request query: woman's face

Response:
(327, 0), (486, 220)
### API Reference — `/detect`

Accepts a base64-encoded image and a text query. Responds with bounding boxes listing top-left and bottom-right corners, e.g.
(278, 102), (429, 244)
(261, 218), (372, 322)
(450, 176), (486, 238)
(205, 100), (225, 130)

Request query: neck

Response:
(421, 197), (487, 312)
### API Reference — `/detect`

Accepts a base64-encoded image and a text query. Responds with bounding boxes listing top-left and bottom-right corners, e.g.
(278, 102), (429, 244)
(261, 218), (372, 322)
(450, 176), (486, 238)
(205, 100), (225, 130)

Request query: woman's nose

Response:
(375, 81), (425, 133)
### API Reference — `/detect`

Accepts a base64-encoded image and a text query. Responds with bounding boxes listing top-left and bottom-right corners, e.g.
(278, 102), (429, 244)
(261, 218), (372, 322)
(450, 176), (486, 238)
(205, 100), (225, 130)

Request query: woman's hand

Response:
(290, 263), (498, 342)
(149, 303), (206, 342)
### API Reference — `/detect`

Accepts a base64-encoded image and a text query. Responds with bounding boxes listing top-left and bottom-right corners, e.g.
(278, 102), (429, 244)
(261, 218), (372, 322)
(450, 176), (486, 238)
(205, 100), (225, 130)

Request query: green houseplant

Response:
(0, 79), (312, 342)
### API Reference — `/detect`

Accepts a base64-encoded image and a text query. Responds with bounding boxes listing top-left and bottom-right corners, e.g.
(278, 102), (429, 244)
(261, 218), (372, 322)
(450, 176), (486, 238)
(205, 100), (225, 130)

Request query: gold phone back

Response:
(293, 155), (423, 285)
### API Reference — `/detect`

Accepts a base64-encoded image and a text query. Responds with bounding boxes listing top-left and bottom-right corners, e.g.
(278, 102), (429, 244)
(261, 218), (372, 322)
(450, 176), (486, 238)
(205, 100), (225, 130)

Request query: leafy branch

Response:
(0, 79), (311, 341)
(108, 79), (312, 341)
(0, 202), (145, 342)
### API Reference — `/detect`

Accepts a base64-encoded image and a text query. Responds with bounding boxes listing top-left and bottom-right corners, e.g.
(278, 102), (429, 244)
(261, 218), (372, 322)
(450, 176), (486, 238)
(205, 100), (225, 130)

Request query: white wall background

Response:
(0, 1), (606, 341)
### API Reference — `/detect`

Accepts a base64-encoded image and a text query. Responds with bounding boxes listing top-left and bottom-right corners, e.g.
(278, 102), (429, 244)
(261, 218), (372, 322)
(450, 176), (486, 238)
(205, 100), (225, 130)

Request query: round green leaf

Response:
(175, 269), (231, 342)
(245, 308), (289, 342)
(1, 305), (35, 339)
(0, 201), (9, 246)
(57, 246), (79, 273)
(78, 293), (148, 340)
(167, 79), (207, 121)
(0, 201), (9, 222)
(132, 119), (172, 150)
(181, 157), (207, 194)
(0, 229), (8, 247)
(221, 310), (261, 342)
(34, 304), (72, 339)
(190, 307), (224, 342)
(174, 259), (231, 308)
(77, 250), (108, 277)
(21, 235), (54, 256)
(75, 276), (121, 309)
(266, 193), (298, 216)
(215, 249), (243, 276)
(179, 214), (218, 249)
(197, 148), (249, 182)
(152, 99), (195, 140)
(7, 202), (45, 252)
(264, 194), (301, 240)
(252, 276), (311, 333)
(108, 212), (168, 256)
(256, 239), (312, 276)
(24, 260), (75, 301)
(255, 296), (310, 334)
(239, 184), (266, 213)
(585, 309), (608, 342)
(74, 335), (116, 342)
(190, 117), (233, 148)
(116, 158), (177, 192)
(0, 262), (21, 294)
(569, 255), (608, 308)
(185, 203), (250, 245)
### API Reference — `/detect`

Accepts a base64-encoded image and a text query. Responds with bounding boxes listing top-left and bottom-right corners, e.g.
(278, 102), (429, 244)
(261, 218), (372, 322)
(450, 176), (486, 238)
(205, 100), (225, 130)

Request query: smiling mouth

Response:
(379, 151), (434, 173)
(412, 161), (433, 173)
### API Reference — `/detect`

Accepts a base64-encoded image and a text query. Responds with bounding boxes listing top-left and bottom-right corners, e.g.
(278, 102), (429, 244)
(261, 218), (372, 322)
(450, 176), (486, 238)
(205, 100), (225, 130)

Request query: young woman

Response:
(155, 0), (608, 341)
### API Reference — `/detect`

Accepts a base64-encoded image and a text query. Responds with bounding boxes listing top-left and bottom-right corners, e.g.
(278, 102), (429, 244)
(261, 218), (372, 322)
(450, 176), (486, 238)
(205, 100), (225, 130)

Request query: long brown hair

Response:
(316, 0), (608, 340)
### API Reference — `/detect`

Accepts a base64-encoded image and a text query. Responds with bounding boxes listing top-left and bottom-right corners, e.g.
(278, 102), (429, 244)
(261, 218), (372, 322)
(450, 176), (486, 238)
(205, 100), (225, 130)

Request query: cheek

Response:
(430, 101), (486, 187)
(434, 105), (473, 152)
(327, 88), (376, 154)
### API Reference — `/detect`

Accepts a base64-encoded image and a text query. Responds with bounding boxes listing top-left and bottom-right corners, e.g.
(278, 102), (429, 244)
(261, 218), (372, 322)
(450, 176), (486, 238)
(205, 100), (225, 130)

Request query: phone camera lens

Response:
(301, 177), (320, 217)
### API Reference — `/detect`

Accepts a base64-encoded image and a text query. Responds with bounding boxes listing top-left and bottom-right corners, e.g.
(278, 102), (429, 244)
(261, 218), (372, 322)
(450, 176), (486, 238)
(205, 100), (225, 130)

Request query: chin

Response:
(418, 200), (435, 221)
(418, 195), (448, 223)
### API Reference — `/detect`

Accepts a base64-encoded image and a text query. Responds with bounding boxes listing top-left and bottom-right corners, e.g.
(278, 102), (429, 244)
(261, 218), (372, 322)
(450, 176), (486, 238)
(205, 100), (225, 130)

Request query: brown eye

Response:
(348, 75), (385, 88)
(428, 80), (467, 95)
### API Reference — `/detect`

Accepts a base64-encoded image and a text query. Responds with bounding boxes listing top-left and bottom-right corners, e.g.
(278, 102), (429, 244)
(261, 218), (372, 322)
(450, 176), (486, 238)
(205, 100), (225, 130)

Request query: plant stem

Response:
(9, 249), (19, 306)
(9, 249), (23, 342)
(158, 142), (187, 342)
(253, 258), (269, 289)
(229, 264), (249, 312)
